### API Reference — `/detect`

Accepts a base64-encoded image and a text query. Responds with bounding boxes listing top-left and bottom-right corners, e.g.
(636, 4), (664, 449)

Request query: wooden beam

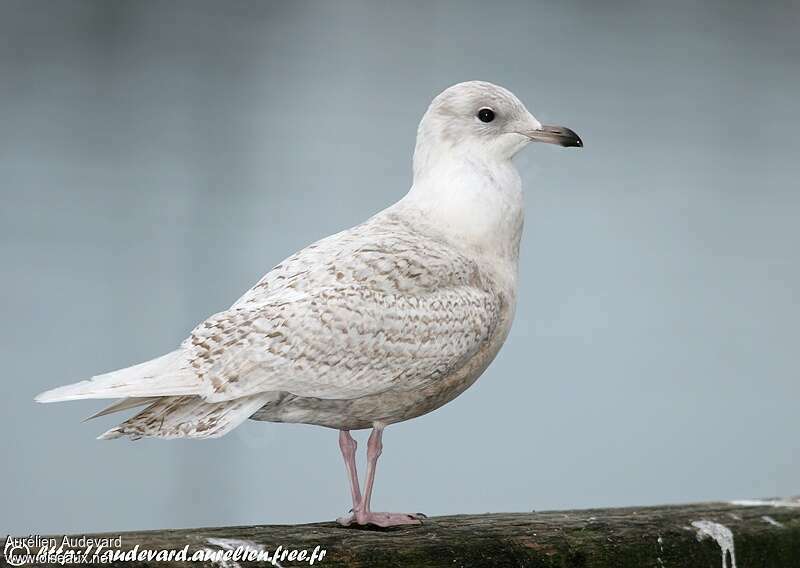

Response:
(12, 498), (800, 567)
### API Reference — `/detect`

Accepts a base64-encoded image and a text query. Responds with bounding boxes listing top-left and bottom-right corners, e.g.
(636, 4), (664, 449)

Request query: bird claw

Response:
(337, 511), (425, 528)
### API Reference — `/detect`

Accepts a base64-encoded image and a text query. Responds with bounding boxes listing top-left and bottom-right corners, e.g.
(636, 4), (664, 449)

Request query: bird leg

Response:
(337, 425), (424, 528)
(336, 430), (362, 519)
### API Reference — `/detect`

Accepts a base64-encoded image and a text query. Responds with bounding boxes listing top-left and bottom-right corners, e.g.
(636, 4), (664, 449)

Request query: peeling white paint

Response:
(761, 515), (785, 528)
(691, 520), (737, 568)
(730, 498), (800, 508)
(199, 547), (241, 568)
(206, 538), (267, 553)
(203, 538), (282, 568)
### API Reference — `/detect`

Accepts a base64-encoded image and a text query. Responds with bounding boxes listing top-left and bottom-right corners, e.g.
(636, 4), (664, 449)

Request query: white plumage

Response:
(36, 209), (509, 439)
(35, 80), (580, 464)
(35, 80), (582, 526)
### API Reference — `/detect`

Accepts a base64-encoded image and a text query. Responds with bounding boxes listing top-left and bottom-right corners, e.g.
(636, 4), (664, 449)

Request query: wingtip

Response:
(34, 388), (74, 403)
(34, 391), (55, 403)
(32, 380), (95, 404)
(83, 407), (110, 422)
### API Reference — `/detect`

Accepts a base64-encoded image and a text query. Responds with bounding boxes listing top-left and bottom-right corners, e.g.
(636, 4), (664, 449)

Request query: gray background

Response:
(1, 0), (798, 535)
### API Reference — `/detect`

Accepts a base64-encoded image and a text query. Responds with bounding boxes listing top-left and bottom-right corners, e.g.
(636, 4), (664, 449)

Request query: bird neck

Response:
(402, 154), (524, 264)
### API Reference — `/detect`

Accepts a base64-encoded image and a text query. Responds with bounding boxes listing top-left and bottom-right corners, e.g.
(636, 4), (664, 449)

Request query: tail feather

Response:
(98, 393), (275, 440)
(35, 351), (199, 403)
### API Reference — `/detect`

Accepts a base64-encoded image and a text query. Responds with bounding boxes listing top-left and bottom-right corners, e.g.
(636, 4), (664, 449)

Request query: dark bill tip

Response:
(540, 125), (583, 148)
(523, 125), (583, 148)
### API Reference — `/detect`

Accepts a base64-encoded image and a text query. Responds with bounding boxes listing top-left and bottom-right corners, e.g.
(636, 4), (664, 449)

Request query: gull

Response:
(35, 81), (582, 527)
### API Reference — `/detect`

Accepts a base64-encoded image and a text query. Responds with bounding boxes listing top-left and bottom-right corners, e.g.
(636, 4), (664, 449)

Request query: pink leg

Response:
(338, 425), (424, 528)
(336, 430), (362, 524)
(360, 426), (382, 514)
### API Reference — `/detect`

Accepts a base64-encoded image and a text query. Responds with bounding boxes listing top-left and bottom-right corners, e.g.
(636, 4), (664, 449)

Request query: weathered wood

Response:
(9, 498), (800, 567)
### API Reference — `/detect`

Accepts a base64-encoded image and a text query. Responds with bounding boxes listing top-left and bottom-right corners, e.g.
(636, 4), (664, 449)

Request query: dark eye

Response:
(477, 108), (495, 123)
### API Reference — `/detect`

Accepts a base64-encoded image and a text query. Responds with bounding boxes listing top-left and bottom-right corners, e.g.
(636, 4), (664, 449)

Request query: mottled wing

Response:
(184, 216), (504, 402)
(188, 284), (501, 402)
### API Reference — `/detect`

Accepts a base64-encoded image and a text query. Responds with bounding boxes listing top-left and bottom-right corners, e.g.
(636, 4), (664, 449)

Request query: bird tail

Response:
(34, 350), (199, 403)
(98, 393), (275, 440)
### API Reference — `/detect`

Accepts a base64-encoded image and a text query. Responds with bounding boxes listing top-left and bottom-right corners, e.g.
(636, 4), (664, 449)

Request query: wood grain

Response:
(13, 498), (800, 567)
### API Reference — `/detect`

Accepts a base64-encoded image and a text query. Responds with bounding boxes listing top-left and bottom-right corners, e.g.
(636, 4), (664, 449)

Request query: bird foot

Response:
(337, 511), (426, 528)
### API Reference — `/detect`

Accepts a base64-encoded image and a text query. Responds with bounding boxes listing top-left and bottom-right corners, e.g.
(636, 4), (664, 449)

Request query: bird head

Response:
(413, 81), (581, 180)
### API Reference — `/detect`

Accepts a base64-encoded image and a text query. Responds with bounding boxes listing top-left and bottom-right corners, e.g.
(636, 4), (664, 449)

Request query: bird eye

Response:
(477, 108), (495, 123)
